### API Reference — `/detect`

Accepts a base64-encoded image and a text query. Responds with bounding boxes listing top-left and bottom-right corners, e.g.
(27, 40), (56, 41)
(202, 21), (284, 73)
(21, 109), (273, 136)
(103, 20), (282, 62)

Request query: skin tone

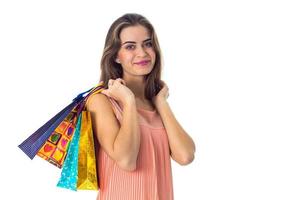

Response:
(101, 24), (195, 165)
(116, 25), (156, 109)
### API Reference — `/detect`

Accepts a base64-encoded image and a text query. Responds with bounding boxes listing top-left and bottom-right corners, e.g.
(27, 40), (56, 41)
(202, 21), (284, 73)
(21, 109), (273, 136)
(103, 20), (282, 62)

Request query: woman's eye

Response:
(145, 42), (153, 48)
(125, 45), (135, 50)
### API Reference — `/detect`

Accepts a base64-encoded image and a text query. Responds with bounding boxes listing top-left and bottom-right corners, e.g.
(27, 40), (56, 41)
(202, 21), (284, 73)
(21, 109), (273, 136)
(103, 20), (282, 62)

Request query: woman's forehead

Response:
(120, 25), (150, 42)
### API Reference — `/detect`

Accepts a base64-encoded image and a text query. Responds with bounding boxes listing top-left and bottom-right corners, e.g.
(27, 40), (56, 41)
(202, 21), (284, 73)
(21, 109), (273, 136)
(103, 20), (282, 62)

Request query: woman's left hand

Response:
(152, 80), (169, 107)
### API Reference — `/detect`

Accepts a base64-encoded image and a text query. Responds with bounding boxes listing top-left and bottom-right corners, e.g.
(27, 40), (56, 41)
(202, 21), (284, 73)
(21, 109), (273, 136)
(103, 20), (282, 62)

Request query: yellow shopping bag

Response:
(77, 110), (99, 190)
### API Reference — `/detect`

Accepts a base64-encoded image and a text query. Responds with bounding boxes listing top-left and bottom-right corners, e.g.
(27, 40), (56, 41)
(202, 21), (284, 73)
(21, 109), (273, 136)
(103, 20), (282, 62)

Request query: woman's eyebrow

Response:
(122, 38), (151, 45)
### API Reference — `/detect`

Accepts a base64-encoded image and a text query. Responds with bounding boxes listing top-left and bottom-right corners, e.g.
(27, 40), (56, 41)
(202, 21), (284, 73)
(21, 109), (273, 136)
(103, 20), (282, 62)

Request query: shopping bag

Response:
(55, 86), (103, 191)
(37, 83), (104, 168)
(77, 110), (99, 190)
(36, 102), (82, 168)
(56, 113), (82, 191)
(18, 82), (104, 191)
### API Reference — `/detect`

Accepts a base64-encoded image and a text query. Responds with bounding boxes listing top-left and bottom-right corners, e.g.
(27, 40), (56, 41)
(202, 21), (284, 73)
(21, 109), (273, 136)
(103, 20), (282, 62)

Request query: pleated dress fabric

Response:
(96, 96), (174, 200)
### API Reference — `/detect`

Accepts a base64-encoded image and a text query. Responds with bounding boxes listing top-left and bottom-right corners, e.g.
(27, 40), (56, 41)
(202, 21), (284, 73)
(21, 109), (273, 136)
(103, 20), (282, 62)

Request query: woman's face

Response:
(116, 25), (156, 78)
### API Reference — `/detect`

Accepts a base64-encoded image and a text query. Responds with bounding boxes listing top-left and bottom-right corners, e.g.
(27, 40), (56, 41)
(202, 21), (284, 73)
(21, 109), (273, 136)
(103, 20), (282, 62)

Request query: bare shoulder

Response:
(86, 93), (113, 113)
(85, 92), (120, 155)
(85, 92), (120, 128)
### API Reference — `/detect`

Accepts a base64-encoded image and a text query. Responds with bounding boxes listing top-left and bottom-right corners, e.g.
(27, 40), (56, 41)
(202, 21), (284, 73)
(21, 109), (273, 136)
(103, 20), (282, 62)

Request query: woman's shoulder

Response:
(86, 93), (115, 114)
(86, 93), (109, 107)
(86, 93), (123, 121)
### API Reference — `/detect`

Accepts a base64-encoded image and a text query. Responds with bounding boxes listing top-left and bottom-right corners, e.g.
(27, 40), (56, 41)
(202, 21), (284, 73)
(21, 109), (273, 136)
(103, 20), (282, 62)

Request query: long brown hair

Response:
(99, 13), (163, 101)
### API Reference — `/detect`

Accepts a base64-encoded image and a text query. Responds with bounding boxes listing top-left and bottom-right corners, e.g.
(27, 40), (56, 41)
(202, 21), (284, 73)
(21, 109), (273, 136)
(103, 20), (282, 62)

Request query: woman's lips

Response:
(135, 60), (150, 66)
(135, 60), (150, 64)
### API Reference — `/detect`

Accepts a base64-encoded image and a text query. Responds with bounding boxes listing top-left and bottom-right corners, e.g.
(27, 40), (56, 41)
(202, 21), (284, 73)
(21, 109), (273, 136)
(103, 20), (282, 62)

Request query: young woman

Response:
(87, 13), (196, 200)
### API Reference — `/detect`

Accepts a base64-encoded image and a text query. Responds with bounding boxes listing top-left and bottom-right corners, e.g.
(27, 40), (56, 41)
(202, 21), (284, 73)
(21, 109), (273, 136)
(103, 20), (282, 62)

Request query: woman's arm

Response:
(156, 100), (196, 165)
(113, 97), (140, 170)
(87, 94), (140, 171)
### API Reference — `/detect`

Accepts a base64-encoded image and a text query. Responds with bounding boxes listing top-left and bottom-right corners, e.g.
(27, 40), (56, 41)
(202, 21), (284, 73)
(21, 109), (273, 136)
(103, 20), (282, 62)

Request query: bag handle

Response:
(84, 81), (105, 106)
(72, 81), (106, 116)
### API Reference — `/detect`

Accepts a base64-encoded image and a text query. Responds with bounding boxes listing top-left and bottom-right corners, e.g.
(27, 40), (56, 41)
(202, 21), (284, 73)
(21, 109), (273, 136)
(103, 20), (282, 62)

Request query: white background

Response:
(0, 0), (299, 199)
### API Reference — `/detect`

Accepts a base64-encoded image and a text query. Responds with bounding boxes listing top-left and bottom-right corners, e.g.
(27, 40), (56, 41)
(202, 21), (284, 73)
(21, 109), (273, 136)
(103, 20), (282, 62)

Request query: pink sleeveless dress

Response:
(96, 96), (174, 200)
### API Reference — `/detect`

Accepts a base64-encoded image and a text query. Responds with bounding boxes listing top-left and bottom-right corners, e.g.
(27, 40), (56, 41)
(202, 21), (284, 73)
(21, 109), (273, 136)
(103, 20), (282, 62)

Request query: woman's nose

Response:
(136, 45), (147, 57)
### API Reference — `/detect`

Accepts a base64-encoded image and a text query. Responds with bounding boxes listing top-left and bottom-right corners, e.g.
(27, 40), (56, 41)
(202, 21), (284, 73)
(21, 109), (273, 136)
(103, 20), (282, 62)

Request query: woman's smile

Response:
(134, 59), (151, 67)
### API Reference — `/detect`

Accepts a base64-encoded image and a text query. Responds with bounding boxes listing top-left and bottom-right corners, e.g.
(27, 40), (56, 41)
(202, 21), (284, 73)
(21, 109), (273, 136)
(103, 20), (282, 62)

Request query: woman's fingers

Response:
(115, 78), (126, 85)
(101, 78), (134, 103)
(103, 78), (125, 96)
(102, 79), (114, 96)
(108, 78), (125, 87)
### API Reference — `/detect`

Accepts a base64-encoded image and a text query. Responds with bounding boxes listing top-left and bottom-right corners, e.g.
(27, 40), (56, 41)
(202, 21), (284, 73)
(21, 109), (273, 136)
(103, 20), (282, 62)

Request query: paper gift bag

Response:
(36, 84), (104, 168)
(36, 102), (82, 168)
(56, 113), (82, 190)
(77, 110), (99, 190)
(56, 86), (104, 191)
(19, 81), (104, 191)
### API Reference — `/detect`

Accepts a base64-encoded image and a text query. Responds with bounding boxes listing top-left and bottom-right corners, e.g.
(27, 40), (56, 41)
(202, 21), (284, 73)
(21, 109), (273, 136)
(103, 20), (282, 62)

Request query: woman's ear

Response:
(115, 58), (120, 63)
